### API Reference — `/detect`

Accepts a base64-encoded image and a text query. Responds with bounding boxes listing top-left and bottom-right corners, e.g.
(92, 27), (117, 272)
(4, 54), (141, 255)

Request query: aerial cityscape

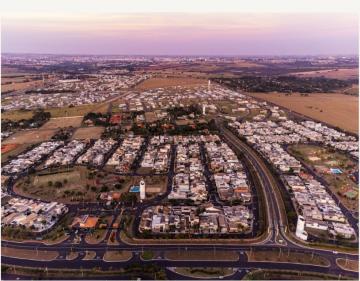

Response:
(1, 0), (359, 280)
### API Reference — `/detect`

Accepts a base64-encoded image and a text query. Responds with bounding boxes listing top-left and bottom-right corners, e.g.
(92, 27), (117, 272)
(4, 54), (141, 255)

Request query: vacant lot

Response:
(72, 126), (104, 139)
(41, 116), (83, 129)
(249, 93), (358, 134)
(247, 250), (330, 267)
(2, 129), (57, 144)
(135, 77), (207, 90)
(164, 250), (238, 261)
(289, 68), (359, 80)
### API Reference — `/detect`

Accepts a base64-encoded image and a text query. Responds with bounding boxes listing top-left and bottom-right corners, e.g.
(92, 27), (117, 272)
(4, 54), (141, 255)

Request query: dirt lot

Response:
(72, 126), (104, 139)
(135, 77), (207, 90)
(249, 93), (358, 134)
(41, 116), (83, 129)
(2, 143), (32, 163)
(289, 68), (359, 80)
(247, 250), (330, 266)
(2, 129), (57, 144)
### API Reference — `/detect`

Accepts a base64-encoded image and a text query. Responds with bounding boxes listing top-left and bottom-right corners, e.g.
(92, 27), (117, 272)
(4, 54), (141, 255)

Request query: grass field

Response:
(135, 77), (207, 90)
(174, 267), (235, 279)
(103, 251), (133, 262)
(72, 126), (104, 139)
(289, 144), (358, 211)
(164, 250), (239, 261)
(336, 258), (359, 272)
(1, 247), (58, 261)
(249, 93), (358, 134)
(247, 250), (330, 266)
(41, 116), (83, 129)
(2, 129), (57, 144)
(1, 102), (109, 121)
(1, 80), (44, 93)
(15, 167), (132, 203)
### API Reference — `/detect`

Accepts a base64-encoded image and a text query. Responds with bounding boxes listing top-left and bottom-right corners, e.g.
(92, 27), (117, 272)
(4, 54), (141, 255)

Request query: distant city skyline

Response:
(2, 0), (359, 55)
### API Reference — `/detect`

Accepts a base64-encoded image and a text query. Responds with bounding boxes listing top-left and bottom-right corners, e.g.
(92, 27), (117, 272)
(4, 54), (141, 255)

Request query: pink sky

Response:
(2, 3), (358, 55)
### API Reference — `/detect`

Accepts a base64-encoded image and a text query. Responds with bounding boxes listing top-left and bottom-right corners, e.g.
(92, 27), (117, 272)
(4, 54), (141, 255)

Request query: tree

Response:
(54, 181), (63, 188)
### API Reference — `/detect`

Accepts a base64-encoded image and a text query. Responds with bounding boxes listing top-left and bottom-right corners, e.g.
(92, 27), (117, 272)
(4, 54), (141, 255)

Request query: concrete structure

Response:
(295, 215), (308, 241)
(140, 179), (146, 201)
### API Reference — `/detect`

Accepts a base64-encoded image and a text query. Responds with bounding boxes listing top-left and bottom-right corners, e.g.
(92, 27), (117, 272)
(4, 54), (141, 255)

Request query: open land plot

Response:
(289, 68), (359, 80)
(103, 251), (133, 262)
(46, 102), (109, 118)
(164, 250), (239, 261)
(135, 77), (207, 90)
(2, 143), (32, 164)
(289, 144), (358, 211)
(244, 269), (347, 280)
(1, 143), (21, 156)
(2, 103), (109, 121)
(14, 167), (133, 203)
(1, 80), (44, 93)
(247, 250), (330, 267)
(336, 258), (359, 272)
(1, 110), (35, 121)
(174, 267), (235, 279)
(248, 93), (359, 134)
(72, 126), (104, 139)
(1, 247), (58, 261)
(40, 116), (83, 130)
(2, 129), (57, 144)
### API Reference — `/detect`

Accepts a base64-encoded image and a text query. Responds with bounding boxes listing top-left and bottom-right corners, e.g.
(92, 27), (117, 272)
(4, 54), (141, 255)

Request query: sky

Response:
(1, 0), (359, 55)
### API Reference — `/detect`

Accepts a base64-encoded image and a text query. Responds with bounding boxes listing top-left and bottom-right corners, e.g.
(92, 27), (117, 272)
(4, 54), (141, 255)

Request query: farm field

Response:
(289, 68), (359, 80)
(72, 126), (105, 139)
(289, 144), (358, 212)
(135, 77), (207, 90)
(249, 93), (359, 134)
(41, 116), (83, 129)
(2, 128), (57, 144)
